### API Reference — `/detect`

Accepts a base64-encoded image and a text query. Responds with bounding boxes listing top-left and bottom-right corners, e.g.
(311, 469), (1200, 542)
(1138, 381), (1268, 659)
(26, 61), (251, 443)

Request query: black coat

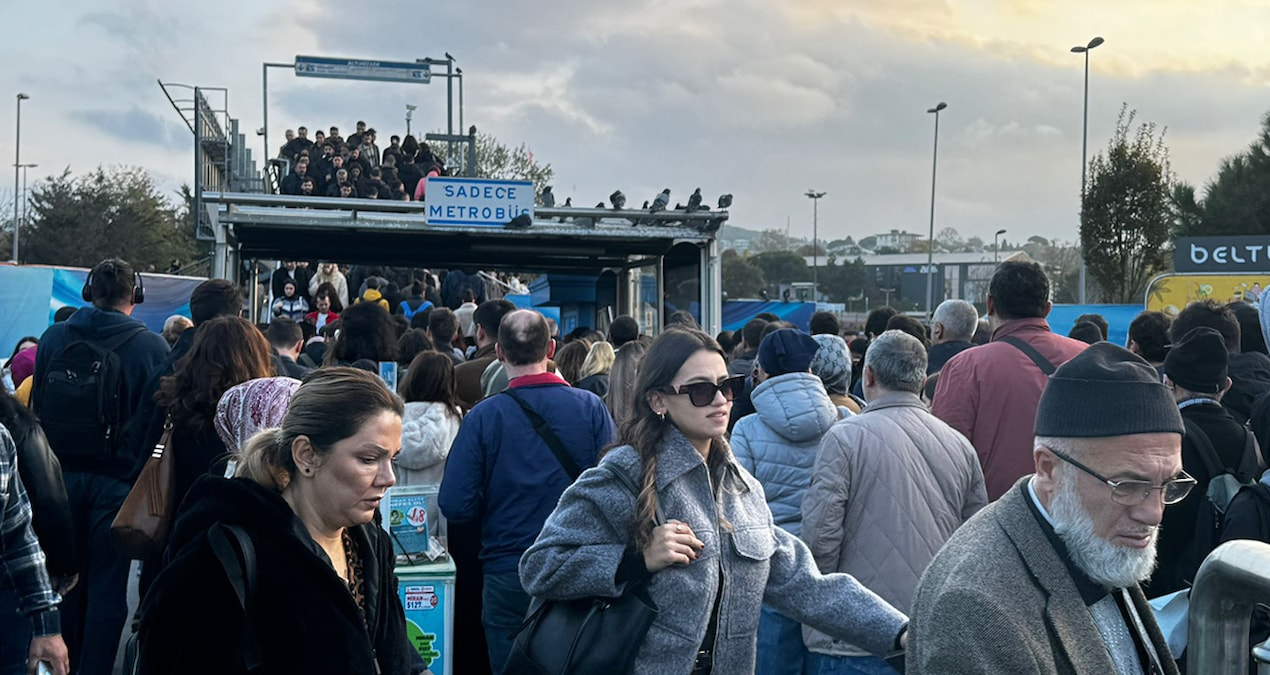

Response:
(138, 476), (416, 675)
(1227, 351), (1270, 424)
(0, 397), (76, 577)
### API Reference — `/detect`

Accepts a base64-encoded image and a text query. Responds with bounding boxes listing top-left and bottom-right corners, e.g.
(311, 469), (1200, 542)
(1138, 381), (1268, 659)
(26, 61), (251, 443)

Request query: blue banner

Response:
(722, 301), (816, 333)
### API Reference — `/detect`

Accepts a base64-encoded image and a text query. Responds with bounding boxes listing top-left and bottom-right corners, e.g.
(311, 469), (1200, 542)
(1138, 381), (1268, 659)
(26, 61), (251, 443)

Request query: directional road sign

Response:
(294, 56), (431, 84)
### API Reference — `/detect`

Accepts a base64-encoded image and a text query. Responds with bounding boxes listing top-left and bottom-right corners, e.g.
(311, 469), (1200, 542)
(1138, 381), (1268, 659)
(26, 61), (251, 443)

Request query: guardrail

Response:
(1189, 540), (1270, 673)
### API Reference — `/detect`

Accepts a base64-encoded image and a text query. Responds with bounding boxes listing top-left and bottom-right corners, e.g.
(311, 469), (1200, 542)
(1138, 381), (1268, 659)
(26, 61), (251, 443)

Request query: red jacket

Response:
(931, 318), (1088, 500)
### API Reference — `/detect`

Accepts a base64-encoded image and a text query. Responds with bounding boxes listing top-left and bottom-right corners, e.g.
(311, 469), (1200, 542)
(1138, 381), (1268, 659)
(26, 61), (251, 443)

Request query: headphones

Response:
(82, 263), (145, 305)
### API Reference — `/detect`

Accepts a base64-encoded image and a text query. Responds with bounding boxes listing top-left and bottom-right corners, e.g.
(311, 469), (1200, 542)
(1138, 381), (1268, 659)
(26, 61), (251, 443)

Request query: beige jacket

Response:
(801, 391), (987, 655)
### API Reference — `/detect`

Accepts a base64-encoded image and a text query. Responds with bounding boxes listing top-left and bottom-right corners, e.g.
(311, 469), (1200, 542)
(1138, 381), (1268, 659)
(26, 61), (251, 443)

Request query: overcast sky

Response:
(4, 0), (1269, 248)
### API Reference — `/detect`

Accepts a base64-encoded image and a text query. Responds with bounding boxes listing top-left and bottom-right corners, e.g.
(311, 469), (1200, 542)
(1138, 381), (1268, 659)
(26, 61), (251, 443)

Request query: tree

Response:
(469, 132), (554, 203)
(935, 227), (964, 251)
(24, 167), (203, 271)
(751, 228), (801, 254)
(722, 254), (766, 300)
(964, 235), (985, 251)
(1173, 109), (1270, 237)
(751, 250), (809, 286)
(1081, 106), (1174, 303)
(818, 256), (868, 304)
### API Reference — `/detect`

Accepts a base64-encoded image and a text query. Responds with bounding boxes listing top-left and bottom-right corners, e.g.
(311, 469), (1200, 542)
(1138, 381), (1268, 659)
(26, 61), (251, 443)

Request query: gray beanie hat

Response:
(1035, 342), (1183, 438)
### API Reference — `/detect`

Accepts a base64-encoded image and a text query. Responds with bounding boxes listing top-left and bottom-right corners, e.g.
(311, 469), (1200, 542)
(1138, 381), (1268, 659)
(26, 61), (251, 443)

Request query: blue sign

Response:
(424, 177), (534, 227)
(294, 56), (431, 84)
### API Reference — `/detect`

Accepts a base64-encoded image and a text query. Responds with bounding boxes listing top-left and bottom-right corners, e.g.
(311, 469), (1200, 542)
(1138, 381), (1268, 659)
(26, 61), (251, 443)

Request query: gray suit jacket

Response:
(908, 479), (1178, 674)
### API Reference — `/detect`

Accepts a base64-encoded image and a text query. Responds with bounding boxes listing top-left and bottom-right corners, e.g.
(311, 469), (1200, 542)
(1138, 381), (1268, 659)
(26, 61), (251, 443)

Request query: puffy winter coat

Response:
(801, 390), (987, 656)
(730, 372), (840, 538)
(396, 401), (461, 487)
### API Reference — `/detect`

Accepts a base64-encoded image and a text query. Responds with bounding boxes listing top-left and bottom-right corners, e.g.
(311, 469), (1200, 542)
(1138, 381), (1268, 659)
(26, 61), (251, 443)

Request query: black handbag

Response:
(502, 390), (661, 675)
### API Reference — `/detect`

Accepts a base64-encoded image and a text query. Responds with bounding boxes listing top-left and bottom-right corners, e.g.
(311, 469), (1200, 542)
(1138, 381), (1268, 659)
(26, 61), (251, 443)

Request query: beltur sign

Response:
(1175, 236), (1270, 273)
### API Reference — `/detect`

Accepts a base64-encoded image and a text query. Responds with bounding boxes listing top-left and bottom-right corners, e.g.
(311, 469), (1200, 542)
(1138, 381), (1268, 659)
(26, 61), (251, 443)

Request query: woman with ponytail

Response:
(137, 368), (419, 675)
(520, 328), (909, 674)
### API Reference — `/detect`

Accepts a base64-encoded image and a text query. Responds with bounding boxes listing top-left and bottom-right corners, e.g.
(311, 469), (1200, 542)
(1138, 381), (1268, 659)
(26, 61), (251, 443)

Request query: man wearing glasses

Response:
(909, 343), (1188, 675)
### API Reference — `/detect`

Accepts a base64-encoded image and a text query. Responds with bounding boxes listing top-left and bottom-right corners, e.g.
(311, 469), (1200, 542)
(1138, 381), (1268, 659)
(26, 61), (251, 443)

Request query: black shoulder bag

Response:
(502, 389), (661, 675)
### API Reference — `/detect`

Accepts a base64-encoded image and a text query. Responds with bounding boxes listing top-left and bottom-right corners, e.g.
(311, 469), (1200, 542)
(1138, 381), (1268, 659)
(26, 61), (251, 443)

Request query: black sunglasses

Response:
(665, 376), (746, 407)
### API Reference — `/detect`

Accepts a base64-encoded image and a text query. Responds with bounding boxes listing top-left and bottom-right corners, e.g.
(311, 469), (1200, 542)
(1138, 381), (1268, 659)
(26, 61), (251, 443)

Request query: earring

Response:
(657, 412), (666, 421)
(301, 466), (313, 476)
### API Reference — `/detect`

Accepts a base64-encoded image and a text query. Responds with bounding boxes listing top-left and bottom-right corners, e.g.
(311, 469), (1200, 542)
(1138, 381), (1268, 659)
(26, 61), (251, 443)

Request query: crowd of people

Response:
(4, 255), (1270, 674)
(274, 120), (447, 201)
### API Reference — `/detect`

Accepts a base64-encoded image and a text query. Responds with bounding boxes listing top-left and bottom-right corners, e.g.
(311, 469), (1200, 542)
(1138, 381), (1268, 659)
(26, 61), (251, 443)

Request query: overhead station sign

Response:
(294, 55), (431, 84)
(424, 177), (535, 227)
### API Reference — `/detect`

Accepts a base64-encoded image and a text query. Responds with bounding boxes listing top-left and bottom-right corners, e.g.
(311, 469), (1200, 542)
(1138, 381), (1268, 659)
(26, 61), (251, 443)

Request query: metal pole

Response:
(1188, 540), (1270, 674)
(262, 64), (269, 164)
(1078, 48), (1089, 304)
(813, 197), (818, 297)
(446, 56), (454, 164)
(13, 93), (27, 264)
(457, 68), (464, 135)
(926, 102), (947, 318)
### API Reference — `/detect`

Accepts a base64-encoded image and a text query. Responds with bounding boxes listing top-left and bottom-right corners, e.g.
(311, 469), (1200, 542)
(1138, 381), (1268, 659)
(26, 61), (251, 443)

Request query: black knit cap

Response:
(1035, 342), (1183, 438)
(1163, 326), (1228, 394)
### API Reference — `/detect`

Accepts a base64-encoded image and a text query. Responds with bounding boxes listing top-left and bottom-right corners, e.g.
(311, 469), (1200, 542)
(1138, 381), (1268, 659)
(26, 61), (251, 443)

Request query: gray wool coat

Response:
(908, 479), (1179, 675)
(519, 429), (907, 675)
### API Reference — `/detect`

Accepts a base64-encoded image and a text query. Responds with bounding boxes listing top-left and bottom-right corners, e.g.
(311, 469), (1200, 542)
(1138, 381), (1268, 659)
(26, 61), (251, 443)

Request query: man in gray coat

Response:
(802, 330), (986, 673)
(909, 343), (1189, 674)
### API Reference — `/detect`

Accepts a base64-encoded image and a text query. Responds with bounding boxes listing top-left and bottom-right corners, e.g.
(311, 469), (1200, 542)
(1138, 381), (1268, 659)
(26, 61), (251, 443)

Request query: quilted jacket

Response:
(731, 371), (840, 537)
(800, 390), (987, 656)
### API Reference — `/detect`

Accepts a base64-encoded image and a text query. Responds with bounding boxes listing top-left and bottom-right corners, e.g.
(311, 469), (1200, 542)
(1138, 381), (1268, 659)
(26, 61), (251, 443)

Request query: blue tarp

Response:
(1047, 304), (1144, 347)
(722, 301), (816, 333)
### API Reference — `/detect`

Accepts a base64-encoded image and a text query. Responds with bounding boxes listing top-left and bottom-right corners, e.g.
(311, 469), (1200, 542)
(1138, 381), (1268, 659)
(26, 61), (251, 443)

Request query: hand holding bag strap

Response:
(503, 388), (583, 480)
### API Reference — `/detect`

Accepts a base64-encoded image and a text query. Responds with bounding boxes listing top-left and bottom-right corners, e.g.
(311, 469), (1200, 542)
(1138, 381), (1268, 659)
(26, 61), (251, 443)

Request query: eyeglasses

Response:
(1049, 449), (1197, 506)
(664, 376), (746, 407)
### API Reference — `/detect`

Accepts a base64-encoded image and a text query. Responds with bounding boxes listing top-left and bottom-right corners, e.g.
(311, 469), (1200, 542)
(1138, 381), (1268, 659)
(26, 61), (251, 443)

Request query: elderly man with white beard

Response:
(908, 342), (1194, 675)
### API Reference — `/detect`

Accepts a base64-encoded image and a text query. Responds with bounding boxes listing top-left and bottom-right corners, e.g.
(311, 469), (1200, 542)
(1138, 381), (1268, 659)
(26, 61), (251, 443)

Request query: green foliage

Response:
(23, 167), (203, 271)
(751, 250), (810, 286)
(469, 132), (554, 202)
(1173, 109), (1270, 237)
(722, 254), (766, 299)
(817, 256), (868, 304)
(1081, 106), (1174, 303)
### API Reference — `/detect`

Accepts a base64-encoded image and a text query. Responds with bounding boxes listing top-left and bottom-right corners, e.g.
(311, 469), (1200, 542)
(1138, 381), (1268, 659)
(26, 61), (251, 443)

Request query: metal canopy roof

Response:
(206, 192), (724, 273)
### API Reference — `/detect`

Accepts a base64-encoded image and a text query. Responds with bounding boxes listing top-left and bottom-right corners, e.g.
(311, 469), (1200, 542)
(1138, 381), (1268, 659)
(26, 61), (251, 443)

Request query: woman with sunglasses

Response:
(521, 327), (907, 674)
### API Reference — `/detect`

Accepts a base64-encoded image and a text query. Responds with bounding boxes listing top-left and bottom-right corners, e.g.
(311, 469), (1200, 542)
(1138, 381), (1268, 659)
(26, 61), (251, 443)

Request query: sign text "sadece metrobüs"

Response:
(424, 177), (535, 227)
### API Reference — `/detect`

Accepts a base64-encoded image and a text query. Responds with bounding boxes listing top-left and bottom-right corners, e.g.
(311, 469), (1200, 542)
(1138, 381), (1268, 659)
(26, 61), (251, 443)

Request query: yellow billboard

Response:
(1145, 273), (1269, 315)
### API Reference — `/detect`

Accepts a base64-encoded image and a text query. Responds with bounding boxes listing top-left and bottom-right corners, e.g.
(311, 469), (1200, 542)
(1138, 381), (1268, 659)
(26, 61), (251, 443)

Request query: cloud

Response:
(69, 107), (190, 151)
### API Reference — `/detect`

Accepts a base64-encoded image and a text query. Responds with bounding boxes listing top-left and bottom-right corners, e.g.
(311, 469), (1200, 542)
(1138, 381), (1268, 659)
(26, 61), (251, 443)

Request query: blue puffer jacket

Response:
(731, 371), (840, 537)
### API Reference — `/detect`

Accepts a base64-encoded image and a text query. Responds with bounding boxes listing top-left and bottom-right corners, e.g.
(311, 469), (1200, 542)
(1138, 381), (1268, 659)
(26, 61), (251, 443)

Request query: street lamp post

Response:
(17, 163), (35, 237)
(925, 101), (947, 318)
(405, 104), (416, 137)
(994, 228), (1007, 264)
(805, 190), (825, 303)
(1072, 36), (1104, 305)
(13, 93), (29, 264)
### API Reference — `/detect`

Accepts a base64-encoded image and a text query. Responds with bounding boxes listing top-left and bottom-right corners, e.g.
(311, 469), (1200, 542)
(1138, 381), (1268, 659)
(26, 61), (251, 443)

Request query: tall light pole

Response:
(925, 101), (947, 318)
(994, 228), (1007, 264)
(405, 104), (416, 137)
(1072, 36), (1104, 305)
(13, 93), (29, 264)
(805, 190), (825, 302)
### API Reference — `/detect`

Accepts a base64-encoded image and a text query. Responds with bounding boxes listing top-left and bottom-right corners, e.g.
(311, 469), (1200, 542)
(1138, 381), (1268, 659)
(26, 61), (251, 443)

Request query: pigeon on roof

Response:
(687, 188), (702, 212)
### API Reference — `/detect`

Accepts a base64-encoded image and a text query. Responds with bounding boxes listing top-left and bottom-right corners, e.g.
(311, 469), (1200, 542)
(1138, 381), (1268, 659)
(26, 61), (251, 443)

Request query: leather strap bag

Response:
(111, 412), (176, 560)
(505, 465), (660, 675)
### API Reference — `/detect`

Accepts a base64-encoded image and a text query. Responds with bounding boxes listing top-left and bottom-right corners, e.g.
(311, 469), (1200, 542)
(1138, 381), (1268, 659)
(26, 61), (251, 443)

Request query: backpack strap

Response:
(503, 388), (582, 481)
(208, 523), (263, 671)
(1182, 417), (1226, 479)
(604, 464), (665, 526)
(997, 335), (1056, 376)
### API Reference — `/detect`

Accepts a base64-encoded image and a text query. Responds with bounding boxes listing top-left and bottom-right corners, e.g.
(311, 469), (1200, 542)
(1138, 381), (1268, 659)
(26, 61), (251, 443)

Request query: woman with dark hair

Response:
(324, 302), (399, 366)
(271, 279), (309, 323)
(138, 368), (418, 674)
(553, 339), (591, 384)
(3, 335), (37, 392)
(520, 328), (907, 673)
(141, 316), (275, 595)
(606, 340), (647, 427)
(396, 352), (462, 486)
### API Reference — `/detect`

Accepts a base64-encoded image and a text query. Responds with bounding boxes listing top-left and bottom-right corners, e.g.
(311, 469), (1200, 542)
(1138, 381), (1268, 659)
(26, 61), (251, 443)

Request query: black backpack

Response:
(1183, 417), (1260, 578)
(36, 326), (147, 461)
